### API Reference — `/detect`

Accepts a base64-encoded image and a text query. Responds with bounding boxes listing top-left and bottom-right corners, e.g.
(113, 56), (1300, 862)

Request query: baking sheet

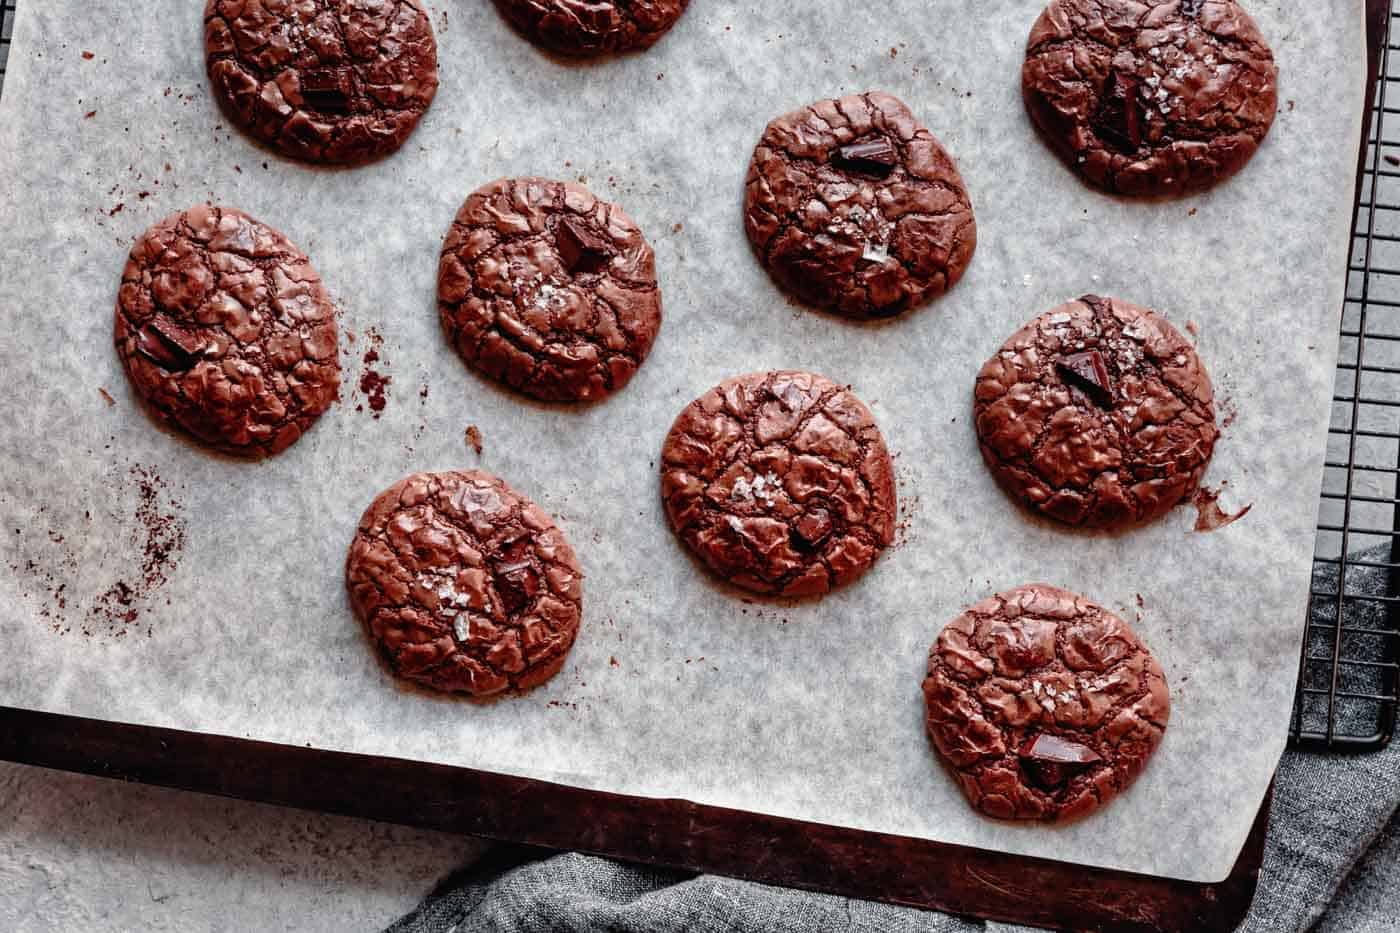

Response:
(0, 0), (1363, 883)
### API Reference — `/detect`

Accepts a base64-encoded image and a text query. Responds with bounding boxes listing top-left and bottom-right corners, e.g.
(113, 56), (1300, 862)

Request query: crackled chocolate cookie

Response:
(438, 177), (662, 403)
(743, 91), (976, 320)
(493, 0), (690, 56)
(660, 371), (896, 597)
(346, 470), (584, 697)
(114, 206), (340, 458)
(205, 0), (438, 165)
(924, 583), (1170, 822)
(974, 295), (1217, 529)
(1022, 0), (1278, 196)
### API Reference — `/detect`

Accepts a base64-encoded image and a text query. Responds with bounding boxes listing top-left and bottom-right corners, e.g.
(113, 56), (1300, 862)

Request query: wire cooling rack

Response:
(0, 0), (1393, 751)
(0, 2), (13, 89)
(1293, 1), (1399, 752)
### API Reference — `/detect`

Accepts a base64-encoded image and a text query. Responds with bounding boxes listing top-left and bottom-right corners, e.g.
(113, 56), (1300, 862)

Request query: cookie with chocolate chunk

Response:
(114, 205), (340, 458)
(923, 583), (1170, 822)
(743, 91), (977, 319)
(1022, 0), (1278, 196)
(204, 0), (438, 165)
(660, 371), (897, 597)
(438, 177), (663, 403)
(974, 295), (1217, 529)
(345, 470), (584, 697)
(493, 0), (691, 56)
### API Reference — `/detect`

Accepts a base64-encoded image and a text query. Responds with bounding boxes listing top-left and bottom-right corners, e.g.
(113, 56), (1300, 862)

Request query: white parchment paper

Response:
(0, 0), (1365, 883)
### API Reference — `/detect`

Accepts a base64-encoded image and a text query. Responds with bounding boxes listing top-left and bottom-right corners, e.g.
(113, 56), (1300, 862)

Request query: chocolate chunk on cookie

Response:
(923, 583), (1170, 822)
(660, 371), (896, 597)
(493, 0), (690, 56)
(438, 177), (663, 403)
(114, 206), (340, 458)
(346, 470), (584, 697)
(204, 0), (438, 166)
(744, 91), (977, 320)
(1022, 0), (1278, 196)
(974, 295), (1217, 529)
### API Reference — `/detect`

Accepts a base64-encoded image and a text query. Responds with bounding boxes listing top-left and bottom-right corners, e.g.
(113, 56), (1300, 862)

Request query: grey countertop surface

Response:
(0, 761), (486, 932)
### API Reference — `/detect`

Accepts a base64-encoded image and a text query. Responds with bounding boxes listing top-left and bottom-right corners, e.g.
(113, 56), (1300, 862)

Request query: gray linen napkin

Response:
(387, 549), (1400, 932)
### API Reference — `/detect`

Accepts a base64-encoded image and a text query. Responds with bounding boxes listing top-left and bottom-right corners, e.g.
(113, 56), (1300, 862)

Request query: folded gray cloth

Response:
(388, 548), (1400, 932)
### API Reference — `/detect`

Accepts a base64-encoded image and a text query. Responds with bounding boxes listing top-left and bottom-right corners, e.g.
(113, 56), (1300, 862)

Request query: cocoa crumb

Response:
(465, 424), (483, 455)
(98, 387), (115, 406)
(1192, 483), (1251, 532)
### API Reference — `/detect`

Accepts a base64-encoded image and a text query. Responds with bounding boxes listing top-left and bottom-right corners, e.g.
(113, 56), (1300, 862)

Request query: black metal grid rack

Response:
(0, 1), (15, 92)
(0, 0), (1393, 751)
(1293, 2), (1400, 752)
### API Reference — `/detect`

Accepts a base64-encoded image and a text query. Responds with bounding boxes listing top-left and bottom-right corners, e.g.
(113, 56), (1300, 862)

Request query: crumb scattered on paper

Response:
(1192, 483), (1252, 532)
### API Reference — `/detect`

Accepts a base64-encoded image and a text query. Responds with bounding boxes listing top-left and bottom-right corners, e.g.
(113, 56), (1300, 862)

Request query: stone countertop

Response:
(0, 762), (485, 932)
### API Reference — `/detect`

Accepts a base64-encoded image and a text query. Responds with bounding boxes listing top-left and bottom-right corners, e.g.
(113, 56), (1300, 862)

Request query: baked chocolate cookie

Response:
(660, 371), (896, 597)
(114, 205), (340, 458)
(743, 91), (977, 320)
(204, 0), (438, 166)
(493, 0), (690, 56)
(345, 470), (584, 697)
(974, 295), (1217, 529)
(1022, 0), (1278, 196)
(923, 583), (1170, 822)
(438, 177), (662, 403)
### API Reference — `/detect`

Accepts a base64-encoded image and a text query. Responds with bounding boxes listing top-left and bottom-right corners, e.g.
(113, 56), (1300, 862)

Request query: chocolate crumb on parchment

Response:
(353, 327), (391, 418)
(5, 465), (187, 639)
(465, 424), (484, 456)
(1192, 482), (1251, 532)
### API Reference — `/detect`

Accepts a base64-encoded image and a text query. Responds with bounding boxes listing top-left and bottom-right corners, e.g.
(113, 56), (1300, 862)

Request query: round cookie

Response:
(1022, 0), (1278, 196)
(204, 0), (438, 166)
(974, 295), (1217, 529)
(660, 371), (896, 597)
(923, 583), (1170, 822)
(345, 470), (584, 697)
(493, 0), (690, 56)
(438, 177), (663, 403)
(114, 205), (340, 458)
(743, 91), (976, 320)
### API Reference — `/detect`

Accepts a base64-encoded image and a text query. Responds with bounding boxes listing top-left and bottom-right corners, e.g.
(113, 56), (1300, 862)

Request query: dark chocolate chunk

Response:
(300, 68), (355, 114)
(135, 318), (202, 372)
(1180, 0), (1202, 17)
(1092, 70), (1144, 153)
(790, 507), (833, 552)
(833, 136), (900, 176)
(1056, 349), (1114, 407)
(555, 216), (612, 274)
(494, 540), (541, 614)
(1019, 733), (1103, 788)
